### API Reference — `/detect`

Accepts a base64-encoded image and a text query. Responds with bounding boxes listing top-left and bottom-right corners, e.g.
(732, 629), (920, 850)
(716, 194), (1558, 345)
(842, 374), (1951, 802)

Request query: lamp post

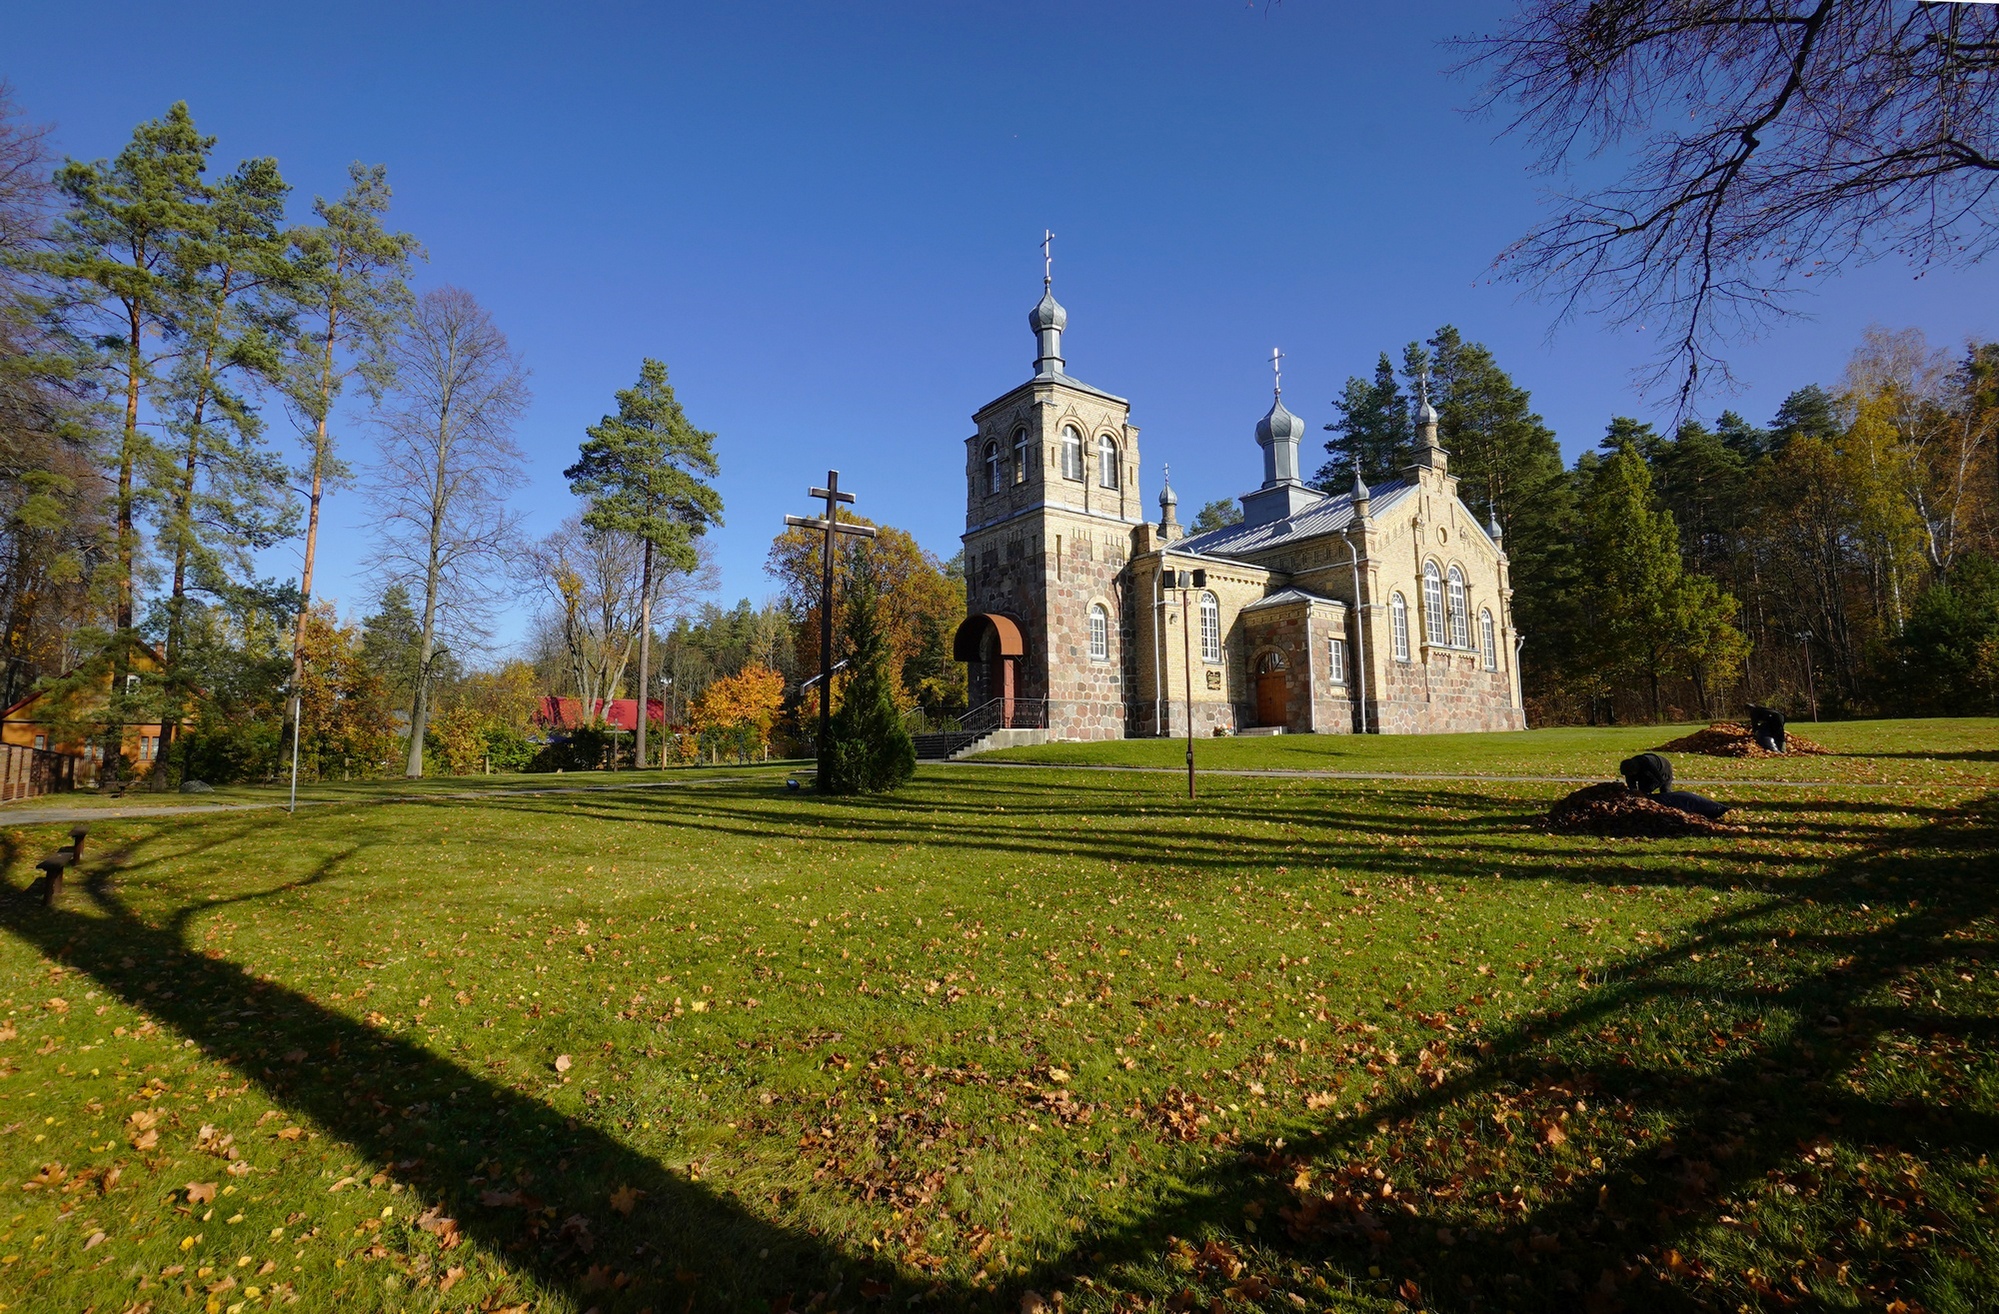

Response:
(1170, 566), (1207, 799)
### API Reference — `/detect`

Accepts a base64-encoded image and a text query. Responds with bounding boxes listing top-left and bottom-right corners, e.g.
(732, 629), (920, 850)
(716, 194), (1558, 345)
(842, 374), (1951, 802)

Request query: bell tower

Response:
(953, 244), (1142, 741)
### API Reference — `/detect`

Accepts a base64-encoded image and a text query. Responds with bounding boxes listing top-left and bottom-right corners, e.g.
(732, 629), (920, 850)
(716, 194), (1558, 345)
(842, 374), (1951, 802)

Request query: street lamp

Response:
(1167, 567), (1207, 798)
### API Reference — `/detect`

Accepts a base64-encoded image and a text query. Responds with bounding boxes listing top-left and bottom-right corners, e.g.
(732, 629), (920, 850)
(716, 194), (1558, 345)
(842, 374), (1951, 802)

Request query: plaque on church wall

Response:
(1205, 670), (1222, 690)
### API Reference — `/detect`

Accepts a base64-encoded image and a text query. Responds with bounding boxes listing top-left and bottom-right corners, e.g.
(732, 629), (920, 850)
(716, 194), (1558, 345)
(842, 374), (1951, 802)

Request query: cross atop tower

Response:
(1270, 347), (1284, 396)
(1042, 229), (1054, 288)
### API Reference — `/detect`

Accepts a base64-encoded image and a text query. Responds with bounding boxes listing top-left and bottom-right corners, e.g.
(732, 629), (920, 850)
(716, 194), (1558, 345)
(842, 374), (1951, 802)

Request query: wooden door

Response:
(1255, 651), (1287, 727)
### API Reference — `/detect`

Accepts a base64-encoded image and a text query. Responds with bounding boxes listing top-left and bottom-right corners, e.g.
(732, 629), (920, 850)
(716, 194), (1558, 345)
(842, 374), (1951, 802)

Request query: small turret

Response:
(1408, 367), (1448, 475)
(1351, 466), (1371, 521)
(1159, 464), (1181, 542)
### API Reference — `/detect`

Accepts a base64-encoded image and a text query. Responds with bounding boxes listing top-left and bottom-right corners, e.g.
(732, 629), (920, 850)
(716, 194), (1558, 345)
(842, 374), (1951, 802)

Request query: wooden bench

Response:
(34, 826), (87, 907)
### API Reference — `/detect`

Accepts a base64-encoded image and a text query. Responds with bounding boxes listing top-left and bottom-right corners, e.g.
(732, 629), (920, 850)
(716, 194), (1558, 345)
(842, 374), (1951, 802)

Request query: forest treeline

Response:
(0, 92), (965, 784)
(1314, 326), (1999, 723)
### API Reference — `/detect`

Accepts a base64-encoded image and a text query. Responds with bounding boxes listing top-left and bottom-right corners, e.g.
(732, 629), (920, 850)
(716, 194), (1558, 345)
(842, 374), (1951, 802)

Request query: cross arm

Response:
(808, 487), (857, 504)
(784, 515), (877, 538)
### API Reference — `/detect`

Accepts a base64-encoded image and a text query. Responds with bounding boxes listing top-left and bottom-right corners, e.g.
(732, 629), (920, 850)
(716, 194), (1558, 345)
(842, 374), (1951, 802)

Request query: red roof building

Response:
(533, 696), (667, 733)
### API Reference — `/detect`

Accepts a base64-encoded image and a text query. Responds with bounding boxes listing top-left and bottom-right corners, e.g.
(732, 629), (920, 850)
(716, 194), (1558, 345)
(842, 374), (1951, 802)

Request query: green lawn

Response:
(978, 717), (1999, 787)
(0, 723), (1994, 1313)
(19, 759), (806, 815)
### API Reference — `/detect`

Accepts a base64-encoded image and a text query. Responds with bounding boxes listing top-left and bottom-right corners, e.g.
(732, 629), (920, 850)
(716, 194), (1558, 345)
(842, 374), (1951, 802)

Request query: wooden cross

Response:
(784, 470), (878, 771)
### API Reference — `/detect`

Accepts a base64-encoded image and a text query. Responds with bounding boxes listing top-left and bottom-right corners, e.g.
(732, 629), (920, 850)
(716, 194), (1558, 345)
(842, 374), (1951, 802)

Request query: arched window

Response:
(1013, 427), (1030, 485)
(1480, 609), (1497, 671)
(1061, 426), (1084, 480)
(1447, 565), (1469, 648)
(984, 441), (1002, 494)
(1422, 561), (1445, 646)
(1088, 604), (1109, 661)
(1199, 592), (1221, 663)
(1390, 592), (1411, 662)
(1098, 435), (1120, 489)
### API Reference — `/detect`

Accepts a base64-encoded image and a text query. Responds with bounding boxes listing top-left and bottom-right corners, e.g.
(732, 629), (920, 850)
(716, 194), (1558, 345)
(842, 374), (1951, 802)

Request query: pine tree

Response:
(46, 102), (215, 780)
(1768, 385), (1840, 453)
(1577, 434), (1746, 719)
(155, 153), (297, 782)
(1189, 498), (1242, 535)
(818, 547), (915, 795)
(281, 163), (417, 767)
(1422, 326), (1578, 709)
(1314, 353), (1409, 488)
(565, 358), (722, 770)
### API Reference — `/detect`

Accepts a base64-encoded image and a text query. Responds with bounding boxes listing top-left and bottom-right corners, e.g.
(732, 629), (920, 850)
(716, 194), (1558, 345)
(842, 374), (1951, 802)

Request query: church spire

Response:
(1029, 229), (1067, 378)
(1254, 348), (1305, 487)
(1159, 462), (1181, 541)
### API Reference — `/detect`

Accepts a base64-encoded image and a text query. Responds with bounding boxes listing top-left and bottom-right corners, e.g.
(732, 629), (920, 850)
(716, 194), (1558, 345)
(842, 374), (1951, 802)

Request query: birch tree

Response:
(365, 286), (529, 777)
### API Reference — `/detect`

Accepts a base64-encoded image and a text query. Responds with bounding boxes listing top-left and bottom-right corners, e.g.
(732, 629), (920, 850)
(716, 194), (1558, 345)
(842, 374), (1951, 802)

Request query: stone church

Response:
(949, 273), (1526, 739)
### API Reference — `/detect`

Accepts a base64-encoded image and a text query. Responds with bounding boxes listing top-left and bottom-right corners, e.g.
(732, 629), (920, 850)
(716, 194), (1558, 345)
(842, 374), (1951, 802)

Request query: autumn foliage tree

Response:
(687, 661), (784, 762)
(294, 601), (396, 780)
(765, 517), (963, 726)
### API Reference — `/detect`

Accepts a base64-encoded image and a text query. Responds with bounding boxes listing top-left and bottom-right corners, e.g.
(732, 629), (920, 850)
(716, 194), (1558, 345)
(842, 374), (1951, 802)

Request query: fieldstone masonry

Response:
(952, 278), (1526, 740)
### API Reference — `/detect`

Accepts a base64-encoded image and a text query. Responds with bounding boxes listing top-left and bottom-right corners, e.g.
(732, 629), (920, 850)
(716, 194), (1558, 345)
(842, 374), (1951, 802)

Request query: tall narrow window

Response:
(1061, 426), (1084, 480)
(1089, 604), (1109, 661)
(1447, 565), (1469, 648)
(1328, 635), (1347, 685)
(1422, 561), (1444, 645)
(1480, 609), (1497, 671)
(984, 441), (1002, 494)
(1391, 593), (1411, 662)
(1013, 427), (1030, 484)
(1199, 592), (1222, 663)
(1098, 435), (1120, 489)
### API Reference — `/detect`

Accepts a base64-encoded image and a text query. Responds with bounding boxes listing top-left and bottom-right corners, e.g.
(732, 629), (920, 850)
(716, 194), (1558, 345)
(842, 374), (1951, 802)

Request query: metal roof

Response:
(1175, 477), (1414, 559)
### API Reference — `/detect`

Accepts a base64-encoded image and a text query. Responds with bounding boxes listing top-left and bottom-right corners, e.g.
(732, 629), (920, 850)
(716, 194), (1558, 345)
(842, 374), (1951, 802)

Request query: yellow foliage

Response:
(689, 663), (786, 744)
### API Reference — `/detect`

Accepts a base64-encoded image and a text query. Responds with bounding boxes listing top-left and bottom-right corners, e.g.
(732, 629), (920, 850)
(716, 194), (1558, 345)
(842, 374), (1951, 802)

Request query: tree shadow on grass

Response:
(0, 820), (900, 1313)
(4, 775), (1991, 1313)
(1021, 791), (1999, 1312)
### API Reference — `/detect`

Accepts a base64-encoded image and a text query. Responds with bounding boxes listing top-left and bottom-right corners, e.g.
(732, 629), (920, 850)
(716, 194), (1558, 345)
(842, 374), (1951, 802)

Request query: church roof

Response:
(1176, 477), (1414, 559)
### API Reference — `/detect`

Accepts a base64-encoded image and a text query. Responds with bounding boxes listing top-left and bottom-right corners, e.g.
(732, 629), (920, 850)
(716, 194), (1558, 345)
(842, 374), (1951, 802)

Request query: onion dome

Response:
(1029, 284), (1068, 335)
(1256, 394), (1306, 447)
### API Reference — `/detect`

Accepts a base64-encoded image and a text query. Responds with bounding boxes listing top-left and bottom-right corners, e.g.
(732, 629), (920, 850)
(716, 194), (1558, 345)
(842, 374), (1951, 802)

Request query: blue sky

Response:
(9, 1), (1992, 651)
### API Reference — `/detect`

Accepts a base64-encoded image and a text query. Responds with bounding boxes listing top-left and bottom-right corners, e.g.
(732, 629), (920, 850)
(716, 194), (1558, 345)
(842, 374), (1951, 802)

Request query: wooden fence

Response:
(0, 742), (78, 803)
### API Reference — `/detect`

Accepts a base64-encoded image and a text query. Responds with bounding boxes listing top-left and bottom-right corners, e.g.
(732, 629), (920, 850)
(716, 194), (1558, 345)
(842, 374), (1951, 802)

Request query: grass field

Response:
(0, 721), (1994, 1313)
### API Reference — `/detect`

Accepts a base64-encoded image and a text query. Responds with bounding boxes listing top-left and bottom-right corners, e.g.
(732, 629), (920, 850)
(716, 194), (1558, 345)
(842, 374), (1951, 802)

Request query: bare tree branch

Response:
(363, 286), (529, 775)
(1460, 0), (1999, 407)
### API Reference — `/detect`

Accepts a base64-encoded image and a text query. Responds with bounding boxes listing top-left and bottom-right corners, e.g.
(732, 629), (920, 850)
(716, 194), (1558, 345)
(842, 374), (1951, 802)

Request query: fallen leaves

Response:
(554, 1054), (572, 1073)
(608, 1184), (645, 1216)
(194, 1124), (240, 1160)
(185, 1182), (217, 1205)
(414, 1206), (462, 1248)
(126, 1110), (160, 1152)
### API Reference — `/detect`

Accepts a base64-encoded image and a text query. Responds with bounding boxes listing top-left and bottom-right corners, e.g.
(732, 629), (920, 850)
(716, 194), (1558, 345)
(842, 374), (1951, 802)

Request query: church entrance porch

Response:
(952, 612), (1027, 729)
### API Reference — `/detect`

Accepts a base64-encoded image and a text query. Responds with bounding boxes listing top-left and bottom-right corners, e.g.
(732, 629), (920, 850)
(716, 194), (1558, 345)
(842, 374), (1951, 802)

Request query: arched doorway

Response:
(951, 612), (1026, 727)
(1255, 650), (1288, 727)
